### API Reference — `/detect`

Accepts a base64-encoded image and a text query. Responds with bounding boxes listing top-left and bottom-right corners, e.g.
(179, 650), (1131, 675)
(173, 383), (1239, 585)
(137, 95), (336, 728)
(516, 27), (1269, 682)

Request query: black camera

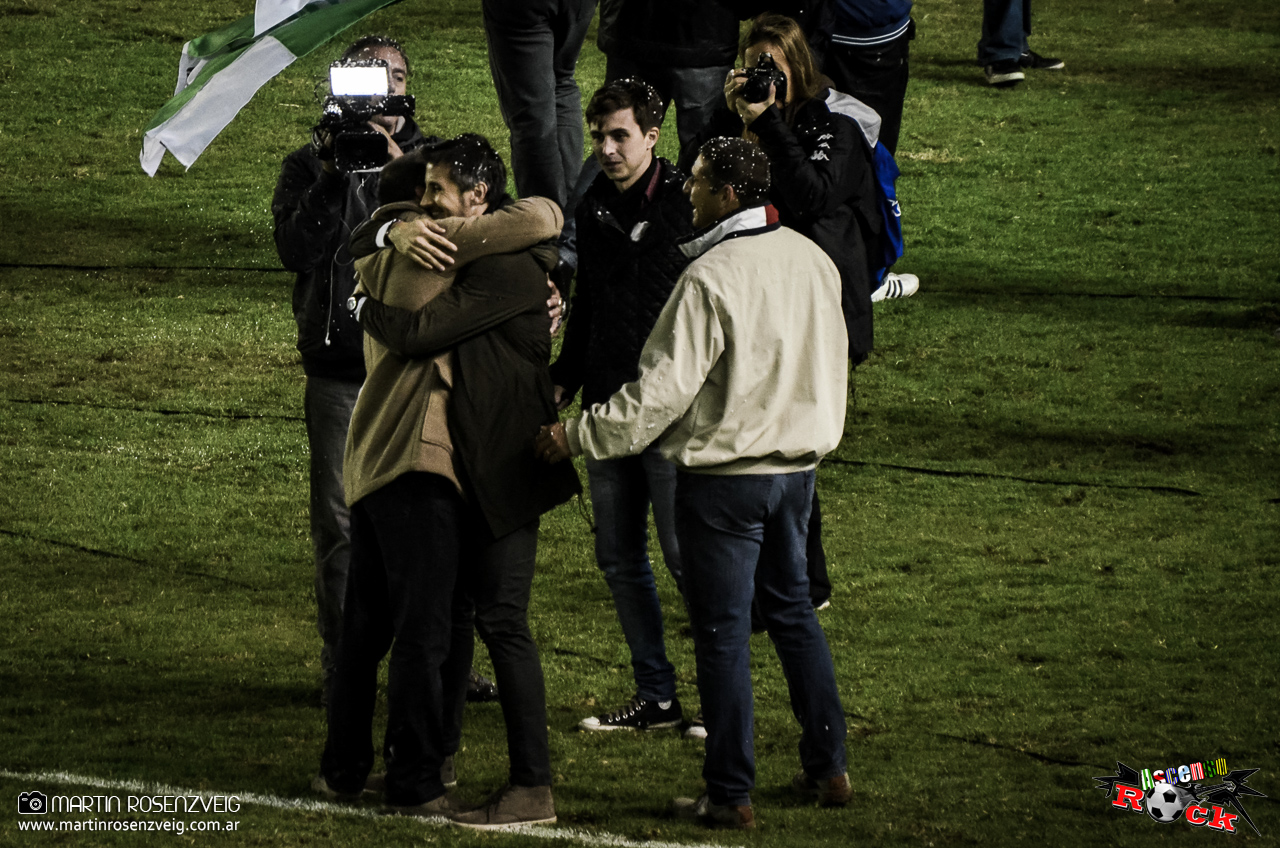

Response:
(740, 53), (788, 105)
(311, 59), (415, 173)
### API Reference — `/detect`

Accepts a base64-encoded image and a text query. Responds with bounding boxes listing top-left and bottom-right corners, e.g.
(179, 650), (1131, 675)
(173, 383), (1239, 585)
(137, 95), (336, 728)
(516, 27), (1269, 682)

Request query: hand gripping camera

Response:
(740, 53), (788, 105)
(311, 58), (415, 173)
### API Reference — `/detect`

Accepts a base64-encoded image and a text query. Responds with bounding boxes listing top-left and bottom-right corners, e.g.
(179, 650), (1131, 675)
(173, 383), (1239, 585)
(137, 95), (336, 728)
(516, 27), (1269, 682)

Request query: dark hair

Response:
(698, 137), (770, 205)
(378, 149), (425, 205)
(584, 78), (665, 133)
(420, 133), (509, 208)
(742, 14), (822, 119)
(342, 35), (410, 76)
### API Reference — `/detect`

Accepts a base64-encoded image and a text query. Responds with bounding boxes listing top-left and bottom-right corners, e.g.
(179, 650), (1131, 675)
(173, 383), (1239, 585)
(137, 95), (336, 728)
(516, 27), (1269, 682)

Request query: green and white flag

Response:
(141, 0), (404, 176)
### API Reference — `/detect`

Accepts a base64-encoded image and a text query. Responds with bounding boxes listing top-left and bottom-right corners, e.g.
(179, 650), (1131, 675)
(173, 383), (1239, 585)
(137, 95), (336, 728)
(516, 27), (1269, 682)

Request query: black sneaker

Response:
(984, 59), (1025, 87)
(466, 668), (499, 703)
(579, 695), (683, 731)
(1019, 50), (1064, 70)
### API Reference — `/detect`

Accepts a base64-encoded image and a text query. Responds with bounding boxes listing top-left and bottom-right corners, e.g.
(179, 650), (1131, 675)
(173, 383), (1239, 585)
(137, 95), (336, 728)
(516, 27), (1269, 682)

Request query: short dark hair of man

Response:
(698, 137), (770, 205)
(420, 133), (510, 208)
(341, 34), (410, 75)
(584, 78), (665, 133)
(378, 149), (426, 206)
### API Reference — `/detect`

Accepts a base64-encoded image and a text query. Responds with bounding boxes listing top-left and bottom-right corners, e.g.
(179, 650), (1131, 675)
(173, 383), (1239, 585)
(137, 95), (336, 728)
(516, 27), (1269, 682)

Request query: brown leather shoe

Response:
(672, 794), (755, 829)
(792, 769), (852, 806)
(451, 784), (556, 830)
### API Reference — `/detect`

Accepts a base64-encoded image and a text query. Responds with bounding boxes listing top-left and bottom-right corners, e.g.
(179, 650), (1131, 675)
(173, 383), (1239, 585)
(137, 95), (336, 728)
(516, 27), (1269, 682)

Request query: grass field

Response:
(1, 0), (1278, 845)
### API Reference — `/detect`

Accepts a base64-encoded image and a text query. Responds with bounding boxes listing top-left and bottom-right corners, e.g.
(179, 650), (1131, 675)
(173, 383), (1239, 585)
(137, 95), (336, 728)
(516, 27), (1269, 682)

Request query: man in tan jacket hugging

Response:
(318, 135), (578, 829)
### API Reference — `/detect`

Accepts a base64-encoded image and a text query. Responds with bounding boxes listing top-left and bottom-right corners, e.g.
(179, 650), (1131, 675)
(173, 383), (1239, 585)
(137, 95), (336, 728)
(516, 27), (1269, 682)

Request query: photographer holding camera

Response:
(272, 35), (440, 705)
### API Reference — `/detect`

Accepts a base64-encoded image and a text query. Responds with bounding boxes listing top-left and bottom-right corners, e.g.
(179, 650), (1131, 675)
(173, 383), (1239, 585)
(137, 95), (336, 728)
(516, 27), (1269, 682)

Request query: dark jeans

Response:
(978, 0), (1031, 64)
(441, 517), (552, 787)
(675, 470), (847, 807)
(586, 445), (683, 703)
(604, 54), (732, 166)
(321, 473), (462, 807)
(482, 0), (597, 210)
(304, 375), (361, 673)
(823, 22), (914, 156)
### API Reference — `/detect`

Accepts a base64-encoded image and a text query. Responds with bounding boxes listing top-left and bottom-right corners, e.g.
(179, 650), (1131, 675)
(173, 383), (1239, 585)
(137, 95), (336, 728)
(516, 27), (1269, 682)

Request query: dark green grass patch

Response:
(2, 0), (1279, 845)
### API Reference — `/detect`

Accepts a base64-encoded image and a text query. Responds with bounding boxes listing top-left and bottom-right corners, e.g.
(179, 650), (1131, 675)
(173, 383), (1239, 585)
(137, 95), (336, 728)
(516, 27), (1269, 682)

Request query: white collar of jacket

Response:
(678, 203), (779, 260)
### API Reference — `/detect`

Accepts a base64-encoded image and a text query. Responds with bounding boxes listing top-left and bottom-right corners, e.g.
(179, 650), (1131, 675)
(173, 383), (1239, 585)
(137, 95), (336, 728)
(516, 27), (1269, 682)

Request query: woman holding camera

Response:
(683, 13), (883, 612)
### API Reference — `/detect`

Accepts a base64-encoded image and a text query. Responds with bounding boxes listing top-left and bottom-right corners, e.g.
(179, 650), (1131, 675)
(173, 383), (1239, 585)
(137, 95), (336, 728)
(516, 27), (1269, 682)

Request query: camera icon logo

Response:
(18, 790), (48, 815)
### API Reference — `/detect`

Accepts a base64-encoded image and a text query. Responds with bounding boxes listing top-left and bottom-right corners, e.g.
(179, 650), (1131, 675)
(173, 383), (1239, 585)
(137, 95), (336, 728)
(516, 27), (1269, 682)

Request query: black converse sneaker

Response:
(1019, 50), (1065, 71)
(579, 695), (683, 731)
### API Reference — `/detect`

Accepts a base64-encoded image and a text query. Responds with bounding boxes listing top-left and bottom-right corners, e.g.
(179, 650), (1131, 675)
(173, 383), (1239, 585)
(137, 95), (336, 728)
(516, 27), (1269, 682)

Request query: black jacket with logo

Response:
(550, 157), (694, 407)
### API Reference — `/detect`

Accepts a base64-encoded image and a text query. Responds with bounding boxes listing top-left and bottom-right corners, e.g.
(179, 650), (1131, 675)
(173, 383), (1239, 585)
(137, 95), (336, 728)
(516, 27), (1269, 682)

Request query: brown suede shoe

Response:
(792, 769), (852, 806)
(383, 791), (466, 818)
(451, 784), (556, 830)
(672, 794), (755, 829)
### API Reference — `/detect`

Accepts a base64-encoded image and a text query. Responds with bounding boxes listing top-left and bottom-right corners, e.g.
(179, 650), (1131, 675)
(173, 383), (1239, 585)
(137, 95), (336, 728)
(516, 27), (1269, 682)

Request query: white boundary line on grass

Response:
(0, 769), (738, 848)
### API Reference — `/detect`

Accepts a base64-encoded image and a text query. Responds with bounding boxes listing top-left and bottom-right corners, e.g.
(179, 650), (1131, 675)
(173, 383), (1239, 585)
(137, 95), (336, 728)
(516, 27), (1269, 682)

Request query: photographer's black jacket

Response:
(687, 92), (880, 364)
(549, 157), (694, 407)
(271, 118), (431, 381)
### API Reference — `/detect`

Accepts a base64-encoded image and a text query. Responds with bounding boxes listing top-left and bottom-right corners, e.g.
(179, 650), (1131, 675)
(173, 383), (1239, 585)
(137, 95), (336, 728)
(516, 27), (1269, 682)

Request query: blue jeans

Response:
(304, 375), (361, 673)
(675, 470), (847, 807)
(978, 0), (1031, 64)
(586, 444), (683, 702)
(482, 0), (597, 211)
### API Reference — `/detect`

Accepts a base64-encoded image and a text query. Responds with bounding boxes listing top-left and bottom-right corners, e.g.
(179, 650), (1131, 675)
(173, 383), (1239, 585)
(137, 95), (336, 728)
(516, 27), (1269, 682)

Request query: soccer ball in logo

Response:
(1145, 782), (1188, 823)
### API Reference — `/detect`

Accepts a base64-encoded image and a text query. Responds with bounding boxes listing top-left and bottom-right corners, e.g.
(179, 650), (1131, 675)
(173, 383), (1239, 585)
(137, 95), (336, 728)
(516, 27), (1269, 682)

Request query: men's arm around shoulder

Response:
(358, 251), (548, 358)
(445, 197), (563, 266)
(348, 201), (425, 258)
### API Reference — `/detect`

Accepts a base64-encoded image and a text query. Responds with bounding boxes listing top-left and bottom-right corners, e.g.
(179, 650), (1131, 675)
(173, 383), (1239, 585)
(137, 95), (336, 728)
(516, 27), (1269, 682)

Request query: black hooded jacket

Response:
(271, 119), (431, 381)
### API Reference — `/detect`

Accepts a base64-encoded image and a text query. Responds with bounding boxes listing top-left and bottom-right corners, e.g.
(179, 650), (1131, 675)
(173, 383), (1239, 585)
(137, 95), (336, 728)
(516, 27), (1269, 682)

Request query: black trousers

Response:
(823, 21), (914, 156)
(441, 516), (551, 787)
(321, 473), (462, 807)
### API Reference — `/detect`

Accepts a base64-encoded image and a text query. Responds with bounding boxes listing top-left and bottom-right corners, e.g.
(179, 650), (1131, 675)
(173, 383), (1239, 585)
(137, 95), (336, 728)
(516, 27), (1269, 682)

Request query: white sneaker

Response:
(871, 272), (919, 302)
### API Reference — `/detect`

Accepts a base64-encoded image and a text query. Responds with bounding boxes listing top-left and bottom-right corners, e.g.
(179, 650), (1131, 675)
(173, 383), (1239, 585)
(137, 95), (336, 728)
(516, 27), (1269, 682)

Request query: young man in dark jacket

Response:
(270, 36), (434, 704)
(549, 79), (697, 733)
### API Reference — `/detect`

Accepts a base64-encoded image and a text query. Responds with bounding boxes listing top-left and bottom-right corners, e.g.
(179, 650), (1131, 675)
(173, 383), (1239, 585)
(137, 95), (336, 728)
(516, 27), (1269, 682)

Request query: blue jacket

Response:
(832, 0), (913, 46)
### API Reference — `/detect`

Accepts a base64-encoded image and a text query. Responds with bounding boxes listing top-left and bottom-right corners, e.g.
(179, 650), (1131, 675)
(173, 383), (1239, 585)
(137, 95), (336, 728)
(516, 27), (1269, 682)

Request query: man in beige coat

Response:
(537, 137), (852, 829)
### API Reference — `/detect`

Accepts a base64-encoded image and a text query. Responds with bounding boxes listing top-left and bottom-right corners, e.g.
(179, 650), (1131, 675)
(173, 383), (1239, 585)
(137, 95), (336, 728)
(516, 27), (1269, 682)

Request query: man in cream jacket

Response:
(537, 136), (852, 829)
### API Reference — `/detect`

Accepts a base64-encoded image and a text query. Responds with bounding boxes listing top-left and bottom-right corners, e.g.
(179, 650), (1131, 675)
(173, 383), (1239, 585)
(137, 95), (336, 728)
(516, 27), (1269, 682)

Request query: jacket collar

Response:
(678, 203), (779, 260)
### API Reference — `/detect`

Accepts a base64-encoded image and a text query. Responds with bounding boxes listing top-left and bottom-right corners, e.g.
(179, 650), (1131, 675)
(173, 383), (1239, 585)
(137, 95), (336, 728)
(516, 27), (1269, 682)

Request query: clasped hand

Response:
(534, 422), (571, 464)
